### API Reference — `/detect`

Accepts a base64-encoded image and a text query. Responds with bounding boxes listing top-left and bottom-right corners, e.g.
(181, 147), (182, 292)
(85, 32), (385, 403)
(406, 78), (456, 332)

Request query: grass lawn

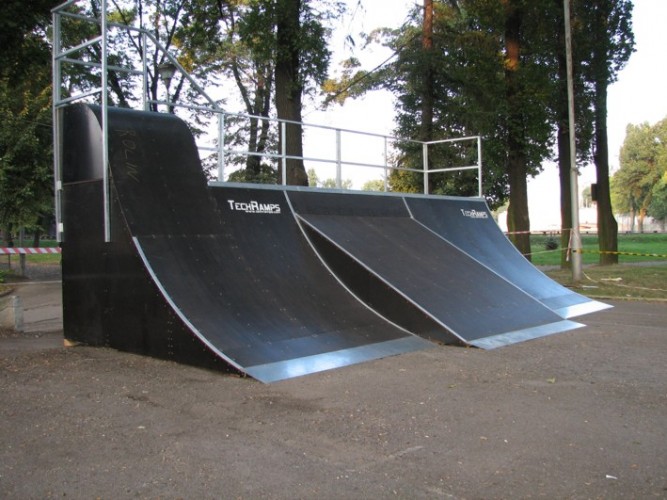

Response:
(545, 264), (667, 301)
(529, 232), (667, 267)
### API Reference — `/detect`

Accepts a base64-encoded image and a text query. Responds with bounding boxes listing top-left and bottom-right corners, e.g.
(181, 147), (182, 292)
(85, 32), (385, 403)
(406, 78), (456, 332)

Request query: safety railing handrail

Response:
(52, 0), (483, 243)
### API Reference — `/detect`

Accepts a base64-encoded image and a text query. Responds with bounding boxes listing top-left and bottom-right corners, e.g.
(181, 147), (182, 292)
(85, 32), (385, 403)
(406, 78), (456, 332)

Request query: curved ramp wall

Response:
(60, 104), (430, 383)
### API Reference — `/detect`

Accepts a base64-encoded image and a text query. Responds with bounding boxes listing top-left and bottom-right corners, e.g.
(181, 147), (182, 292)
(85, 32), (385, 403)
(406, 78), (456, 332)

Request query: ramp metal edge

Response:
(132, 237), (246, 375)
(244, 336), (431, 383)
(554, 300), (614, 319)
(470, 319), (584, 349)
(406, 206), (594, 321)
(208, 181), (484, 202)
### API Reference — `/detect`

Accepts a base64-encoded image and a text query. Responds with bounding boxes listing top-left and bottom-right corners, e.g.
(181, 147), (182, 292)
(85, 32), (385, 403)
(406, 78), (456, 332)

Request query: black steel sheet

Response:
(289, 191), (583, 347)
(405, 197), (611, 318)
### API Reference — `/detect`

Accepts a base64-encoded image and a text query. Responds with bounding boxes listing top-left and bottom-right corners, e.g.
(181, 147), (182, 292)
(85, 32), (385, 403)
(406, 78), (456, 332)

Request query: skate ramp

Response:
(287, 191), (583, 349)
(60, 104), (431, 382)
(405, 196), (611, 318)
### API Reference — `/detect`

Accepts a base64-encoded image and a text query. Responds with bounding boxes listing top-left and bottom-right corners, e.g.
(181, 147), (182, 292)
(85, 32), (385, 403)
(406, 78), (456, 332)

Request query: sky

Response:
(306, 0), (667, 230)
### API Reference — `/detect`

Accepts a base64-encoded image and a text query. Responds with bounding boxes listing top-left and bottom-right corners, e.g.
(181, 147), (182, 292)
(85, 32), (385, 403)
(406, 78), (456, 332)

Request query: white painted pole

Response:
(564, 0), (582, 281)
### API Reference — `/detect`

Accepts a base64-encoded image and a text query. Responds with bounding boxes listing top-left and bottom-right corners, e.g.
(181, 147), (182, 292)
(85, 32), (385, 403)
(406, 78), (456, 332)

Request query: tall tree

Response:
(182, 0), (334, 184)
(275, 0), (307, 185)
(182, 0), (276, 179)
(501, 0), (531, 257)
(579, 0), (634, 264)
(612, 119), (667, 233)
(0, 0), (58, 241)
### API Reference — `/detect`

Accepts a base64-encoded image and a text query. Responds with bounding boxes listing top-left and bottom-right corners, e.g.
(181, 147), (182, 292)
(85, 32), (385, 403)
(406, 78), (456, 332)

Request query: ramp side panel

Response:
(405, 197), (610, 317)
(296, 212), (577, 344)
(61, 181), (228, 371)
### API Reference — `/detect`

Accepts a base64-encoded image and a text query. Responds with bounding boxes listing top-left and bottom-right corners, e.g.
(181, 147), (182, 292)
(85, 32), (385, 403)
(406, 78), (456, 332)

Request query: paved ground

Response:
(0, 279), (665, 499)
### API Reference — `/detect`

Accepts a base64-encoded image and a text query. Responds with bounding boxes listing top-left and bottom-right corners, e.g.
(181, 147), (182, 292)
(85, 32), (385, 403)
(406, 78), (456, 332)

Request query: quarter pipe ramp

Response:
(60, 104), (604, 382)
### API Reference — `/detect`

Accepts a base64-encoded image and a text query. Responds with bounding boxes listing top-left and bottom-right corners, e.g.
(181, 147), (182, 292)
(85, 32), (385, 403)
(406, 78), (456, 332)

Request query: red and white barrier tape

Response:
(0, 247), (61, 255)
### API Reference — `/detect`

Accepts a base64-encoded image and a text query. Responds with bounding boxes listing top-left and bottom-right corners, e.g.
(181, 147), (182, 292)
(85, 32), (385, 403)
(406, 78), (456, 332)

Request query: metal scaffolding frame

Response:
(51, 0), (483, 243)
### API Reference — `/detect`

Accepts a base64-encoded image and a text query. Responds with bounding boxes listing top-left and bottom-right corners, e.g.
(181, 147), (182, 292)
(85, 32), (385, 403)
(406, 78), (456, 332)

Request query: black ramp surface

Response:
(405, 196), (611, 318)
(289, 191), (583, 348)
(100, 106), (430, 382)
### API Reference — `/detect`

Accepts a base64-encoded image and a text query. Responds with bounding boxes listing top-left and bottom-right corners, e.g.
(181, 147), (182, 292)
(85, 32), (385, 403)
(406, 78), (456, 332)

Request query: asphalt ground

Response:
(0, 279), (665, 499)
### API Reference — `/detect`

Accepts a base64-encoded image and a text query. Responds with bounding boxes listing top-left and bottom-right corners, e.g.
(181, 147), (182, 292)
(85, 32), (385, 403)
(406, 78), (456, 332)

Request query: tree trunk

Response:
(275, 0), (307, 186)
(503, 1), (531, 258)
(593, 79), (619, 264)
(507, 152), (531, 259)
(638, 209), (645, 233)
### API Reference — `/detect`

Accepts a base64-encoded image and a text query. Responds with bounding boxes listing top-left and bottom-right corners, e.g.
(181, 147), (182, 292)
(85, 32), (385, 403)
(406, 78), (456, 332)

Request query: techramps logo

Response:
(460, 208), (488, 219)
(227, 199), (281, 214)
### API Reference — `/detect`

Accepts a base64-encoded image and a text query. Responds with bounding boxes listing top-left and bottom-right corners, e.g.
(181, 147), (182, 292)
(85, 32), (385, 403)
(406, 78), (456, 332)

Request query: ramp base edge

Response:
(245, 336), (433, 383)
(554, 300), (613, 319)
(470, 320), (584, 350)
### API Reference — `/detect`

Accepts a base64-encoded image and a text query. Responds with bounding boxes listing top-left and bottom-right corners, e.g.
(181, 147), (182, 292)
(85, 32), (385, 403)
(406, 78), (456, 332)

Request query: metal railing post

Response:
(101, 0), (111, 242)
(52, 8), (63, 242)
(422, 142), (429, 194)
(477, 136), (483, 197)
(383, 137), (389, 192)
(335, 129), (342, 189)
(142, 31), (148, 111)
(217, 112), (225, 181)
(281, 121), (287, 185)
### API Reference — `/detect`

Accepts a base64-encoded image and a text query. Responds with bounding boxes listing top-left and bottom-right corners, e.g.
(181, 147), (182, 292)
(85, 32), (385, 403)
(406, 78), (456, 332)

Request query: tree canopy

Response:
(0, 0), (59, 241)
(0, 0), (638, 255)
(612, 117), (667, 231)
(324, 0), (634, 262)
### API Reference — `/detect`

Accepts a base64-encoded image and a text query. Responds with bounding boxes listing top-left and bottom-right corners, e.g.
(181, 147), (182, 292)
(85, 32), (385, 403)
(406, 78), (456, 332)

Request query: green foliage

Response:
(227, 164), (277, 184)
(306, 168), (352, 189)
(612, 117), (667, 227)
(530, 233), (667, 267)
(0, 0), (55, 235)
(544, 237), (559, 251)
(0, 0), (60, 80)
(321, 178), (353, 190)
(648, 174), (667, 221)
(361, 179), (387, 192)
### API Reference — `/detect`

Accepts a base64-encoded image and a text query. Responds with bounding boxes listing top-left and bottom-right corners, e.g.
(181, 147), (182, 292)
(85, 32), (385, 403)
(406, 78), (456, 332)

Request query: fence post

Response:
(336, 129), (342, 189)
(281, 121), (287, 186)
(383, 137), (389, 192)
(217, 113), (225, 181)
(422, 143), (429, 194)
(477, 136), (483, 197)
